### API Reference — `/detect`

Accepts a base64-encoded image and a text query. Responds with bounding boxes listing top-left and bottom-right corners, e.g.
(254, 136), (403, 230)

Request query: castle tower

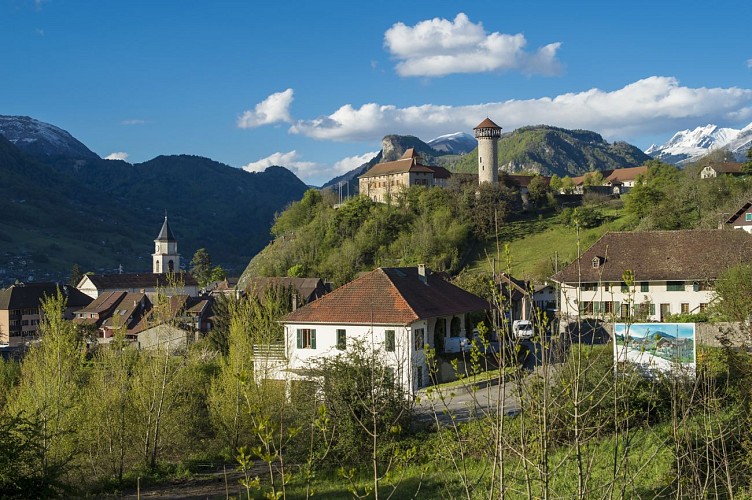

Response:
(474, 118), (502, 185)
(152, 216), (180, 273)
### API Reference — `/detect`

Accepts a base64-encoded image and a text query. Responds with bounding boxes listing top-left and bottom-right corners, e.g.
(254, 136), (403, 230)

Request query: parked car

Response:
(513, 320), (534, 340)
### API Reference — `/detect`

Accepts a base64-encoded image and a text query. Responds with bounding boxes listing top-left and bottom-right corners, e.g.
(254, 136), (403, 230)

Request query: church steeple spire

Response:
(153, 215), (180, 273)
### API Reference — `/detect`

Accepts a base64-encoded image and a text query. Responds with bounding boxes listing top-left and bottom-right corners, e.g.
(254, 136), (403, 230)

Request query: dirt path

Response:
(120, 463), (267, 500)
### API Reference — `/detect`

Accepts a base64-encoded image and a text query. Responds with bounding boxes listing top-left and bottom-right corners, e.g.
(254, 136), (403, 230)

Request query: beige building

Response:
(0, 282), (92, 346)
(358, 149), (450, 203)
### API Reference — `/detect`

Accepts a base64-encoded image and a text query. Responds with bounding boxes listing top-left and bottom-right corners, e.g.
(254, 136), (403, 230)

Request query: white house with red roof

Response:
(257, 266), (490, 396)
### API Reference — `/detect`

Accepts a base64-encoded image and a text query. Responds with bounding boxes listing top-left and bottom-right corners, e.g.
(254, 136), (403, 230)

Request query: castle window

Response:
(746, 213), (752, 222)
(168, 260), (174, 272)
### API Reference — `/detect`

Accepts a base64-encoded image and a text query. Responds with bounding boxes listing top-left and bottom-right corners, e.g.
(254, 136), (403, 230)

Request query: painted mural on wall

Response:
(614, 323), (696, 372)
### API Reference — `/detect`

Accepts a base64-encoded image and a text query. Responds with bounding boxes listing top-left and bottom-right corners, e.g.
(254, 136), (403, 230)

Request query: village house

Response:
(0, 282), (92, 346)
(76, 272), (199, 300)
(136, 294), (213, 350)
(551, 229), (752, 322)
(496, 273), (557, 322)
(699, 161), (745, 179)
(726, 199), (752, 233)
(73, 291), (151, 341)
(74, 291), (213, 348)
(255, 266), (490, 396)
(358, 149), (450, 203)
(570, 166), (647, 195)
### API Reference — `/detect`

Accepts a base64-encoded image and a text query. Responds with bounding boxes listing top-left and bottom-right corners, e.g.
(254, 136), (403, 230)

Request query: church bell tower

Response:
(152, 216), (180, 274)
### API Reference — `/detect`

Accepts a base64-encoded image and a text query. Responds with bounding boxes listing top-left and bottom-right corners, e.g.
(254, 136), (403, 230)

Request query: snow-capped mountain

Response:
(427, 132), (477, 154)
(0, 115), (99, 159)
(645, 123), (752, 165)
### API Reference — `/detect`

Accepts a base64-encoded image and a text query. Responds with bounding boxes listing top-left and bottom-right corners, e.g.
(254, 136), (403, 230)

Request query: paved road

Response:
(414, 377), (520, 425)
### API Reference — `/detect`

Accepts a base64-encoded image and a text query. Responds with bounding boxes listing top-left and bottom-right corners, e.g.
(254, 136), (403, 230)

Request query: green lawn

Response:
(464, 208), (633, 281)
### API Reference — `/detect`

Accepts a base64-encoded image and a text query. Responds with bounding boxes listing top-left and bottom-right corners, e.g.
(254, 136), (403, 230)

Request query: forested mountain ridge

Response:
(451, 125), (650, 177)
(0, 119), (309, 285)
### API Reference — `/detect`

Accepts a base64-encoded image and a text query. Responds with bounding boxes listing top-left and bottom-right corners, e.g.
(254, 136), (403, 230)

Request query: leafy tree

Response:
(208, 297), (257, 455)
(7, 291), (85, 487)
(527, 174), (549, 204)
(560, 176), (575, 194)
(711, 263), (752, 324)
(549, 174), (562, 193)
(209, 265), (226, 283)
(81, 328), (137, 484)
(190, 248), (212, 287)
(582, 171), (604, 188)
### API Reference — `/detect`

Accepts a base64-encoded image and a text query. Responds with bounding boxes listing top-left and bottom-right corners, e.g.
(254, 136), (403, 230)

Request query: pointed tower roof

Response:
(473, 118), (502, 130)
(155, 216), (176, 242)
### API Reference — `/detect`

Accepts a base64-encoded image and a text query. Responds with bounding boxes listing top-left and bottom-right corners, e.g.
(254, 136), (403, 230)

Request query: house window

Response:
(603, 282), (610, 292)
(414, 328), (424, 351)
(699, 303), (708, 313)
(640, 282), (649, 292)
(296, 329), (316, 349)
(681, 303), (689, 314)
(385, 330), (395, 352)
(580, 301), (594, 315)
(604, 301), (615, 314)
(666, 281), (685, 292)
(592, 257), (600, 269)
(696, 281), (715, 291)
(336, 329), (346, 350)
(620, 282), (629, 293)
(581, 283), (597, 292)
(746, 213), (752, 222)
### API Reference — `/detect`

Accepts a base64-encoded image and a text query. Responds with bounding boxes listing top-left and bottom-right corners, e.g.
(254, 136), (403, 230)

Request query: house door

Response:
(660, 304), (670, 322)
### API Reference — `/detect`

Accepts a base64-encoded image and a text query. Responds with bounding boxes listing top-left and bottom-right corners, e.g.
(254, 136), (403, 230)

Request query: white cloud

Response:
(237, 89), (294, 128)
(105, 152), (129, 161)
(121, 119), (145, 126)
(747, 58), (752, 69)
(331, 151), (379, 175)
(384, 13), (562, 77)
(290, 77), (752, 143)
(242, 150), (316, 175)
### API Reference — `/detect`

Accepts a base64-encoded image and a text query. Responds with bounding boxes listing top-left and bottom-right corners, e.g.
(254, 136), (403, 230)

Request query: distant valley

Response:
(0, 115), (308, 286)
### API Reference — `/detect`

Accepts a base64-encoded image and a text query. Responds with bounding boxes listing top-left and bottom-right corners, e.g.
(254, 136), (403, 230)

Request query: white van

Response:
(513, 320), (534, 340)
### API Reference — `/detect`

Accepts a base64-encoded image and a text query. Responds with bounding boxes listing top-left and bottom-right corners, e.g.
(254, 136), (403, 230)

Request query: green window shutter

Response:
(311, 330), (316, 349)
(650, 304), (656, 315)
(594, 302), (602, 314)
(641, 282), (649, 292)
(297, 330), (302, 349)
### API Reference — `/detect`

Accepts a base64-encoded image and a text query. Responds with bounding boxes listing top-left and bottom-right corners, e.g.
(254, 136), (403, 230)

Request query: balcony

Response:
(253, 342), (286, 360)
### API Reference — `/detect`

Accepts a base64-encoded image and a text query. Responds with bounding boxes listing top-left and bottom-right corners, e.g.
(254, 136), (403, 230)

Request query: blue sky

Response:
(2, 1), (751, 185)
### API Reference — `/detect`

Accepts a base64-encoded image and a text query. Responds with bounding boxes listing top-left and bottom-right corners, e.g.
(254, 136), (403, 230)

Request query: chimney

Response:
(292, 293), (298, 311)
(418, 264), (427, 285)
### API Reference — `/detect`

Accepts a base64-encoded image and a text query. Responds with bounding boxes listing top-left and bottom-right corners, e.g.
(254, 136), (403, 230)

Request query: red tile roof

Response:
(283, 267), (490, 326)
(474, 118), (502, 130)
(705, 162), (744, 174)
(359, 149), (436, 179)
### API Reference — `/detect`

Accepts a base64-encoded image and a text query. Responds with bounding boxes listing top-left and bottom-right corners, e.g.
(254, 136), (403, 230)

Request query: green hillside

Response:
(243, 158), (752, 287)
(452, 125), (651, 177)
